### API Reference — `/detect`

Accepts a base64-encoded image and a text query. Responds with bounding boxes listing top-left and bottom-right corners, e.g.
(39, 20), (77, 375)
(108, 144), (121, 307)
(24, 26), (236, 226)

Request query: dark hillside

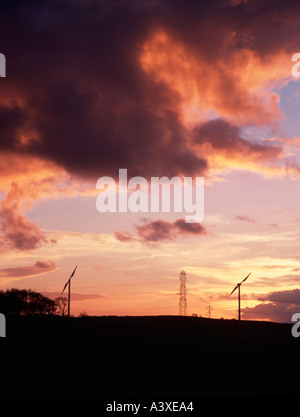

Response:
(0, 315), (298, 397)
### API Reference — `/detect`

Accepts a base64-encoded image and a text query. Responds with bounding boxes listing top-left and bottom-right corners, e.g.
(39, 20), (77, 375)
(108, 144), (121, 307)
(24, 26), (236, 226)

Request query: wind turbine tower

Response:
(61, 266), (78, 318)
(179, 270), (187, 316)
(229, 273), (251, 322)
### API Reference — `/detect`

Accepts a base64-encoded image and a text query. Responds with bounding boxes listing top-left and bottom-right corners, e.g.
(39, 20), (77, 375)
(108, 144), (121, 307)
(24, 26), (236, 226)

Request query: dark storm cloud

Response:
(29, 80), (206, 178)
(192, 118), (283, 162)
(0, 104), (28, 150)
(0, 0), (207, 179)
(0, 0), (299, 180)
(257, 289), (300, 303)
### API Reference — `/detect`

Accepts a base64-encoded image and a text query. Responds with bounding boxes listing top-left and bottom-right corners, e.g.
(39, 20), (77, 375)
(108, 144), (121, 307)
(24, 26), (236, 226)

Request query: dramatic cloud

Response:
(0, 2), (208, 180)
(257, 289), (300, 304)
(0, 104), (29, 150)
(139, 27), (286, 127)
(0, 182), (54, 251)
(0, 0), (298, 186)
(193, 119), (282, 159)
(115, 218), (208, 245)
(0, 184), (47, 250)
(0, 260), (57, 280)
(243, 289), (300, 323)
(192, 118), (284, 174)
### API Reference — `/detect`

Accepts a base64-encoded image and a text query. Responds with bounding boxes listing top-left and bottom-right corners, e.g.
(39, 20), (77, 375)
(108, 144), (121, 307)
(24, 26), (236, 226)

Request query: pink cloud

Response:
(115, 218), (208, 246)
(0, 182), (53, 251)
(0, 260), (57, 279)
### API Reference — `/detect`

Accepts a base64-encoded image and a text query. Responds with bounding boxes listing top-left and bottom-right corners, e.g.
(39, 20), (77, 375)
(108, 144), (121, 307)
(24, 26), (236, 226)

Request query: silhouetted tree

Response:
(0, 289), (28, 315)
(27, 291), (56, 315)
(0, 289), (56, 315)
(54, 296), (68, 316)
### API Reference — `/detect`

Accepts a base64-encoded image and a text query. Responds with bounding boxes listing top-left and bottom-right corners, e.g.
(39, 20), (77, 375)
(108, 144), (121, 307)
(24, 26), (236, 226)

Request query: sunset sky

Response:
(1, 0), (300, 321)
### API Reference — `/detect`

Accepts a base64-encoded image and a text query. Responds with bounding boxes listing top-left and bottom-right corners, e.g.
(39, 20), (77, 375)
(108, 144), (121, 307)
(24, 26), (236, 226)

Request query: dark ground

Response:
(0, 315), (299, 398)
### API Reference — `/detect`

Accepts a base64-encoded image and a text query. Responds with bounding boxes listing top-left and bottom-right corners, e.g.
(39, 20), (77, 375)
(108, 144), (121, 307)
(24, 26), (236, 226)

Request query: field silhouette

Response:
(1, 315), (298, 397)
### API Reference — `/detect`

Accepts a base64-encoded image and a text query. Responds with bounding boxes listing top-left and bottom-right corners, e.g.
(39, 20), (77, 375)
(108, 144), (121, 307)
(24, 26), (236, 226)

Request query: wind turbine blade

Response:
(69, 265), (77, 279)
(66, 265), (78, 285)
(61, 281), (68, 295)
(229, 285), (238, 296)
(241, 272), (251, 284)
(61, 266), (78, 295)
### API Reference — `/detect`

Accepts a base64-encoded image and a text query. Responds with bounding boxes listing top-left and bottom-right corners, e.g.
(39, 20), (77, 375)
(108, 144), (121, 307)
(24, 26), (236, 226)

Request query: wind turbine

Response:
(61, 266), (78, 318)
(229, 273), (251, 322)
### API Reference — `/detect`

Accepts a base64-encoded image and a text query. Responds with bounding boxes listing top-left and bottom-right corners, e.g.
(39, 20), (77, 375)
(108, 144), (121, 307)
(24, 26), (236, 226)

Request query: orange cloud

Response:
(0, 183), (51, 251)
(191, 118), (288, 178)
(140, 30), (291, 127)
(0, 151), (97, 200)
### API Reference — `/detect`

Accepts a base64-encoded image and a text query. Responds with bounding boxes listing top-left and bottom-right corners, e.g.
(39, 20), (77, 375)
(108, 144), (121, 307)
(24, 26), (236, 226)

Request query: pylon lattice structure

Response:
(179, 270), (187, 316)
(206, 305), (213, 318)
